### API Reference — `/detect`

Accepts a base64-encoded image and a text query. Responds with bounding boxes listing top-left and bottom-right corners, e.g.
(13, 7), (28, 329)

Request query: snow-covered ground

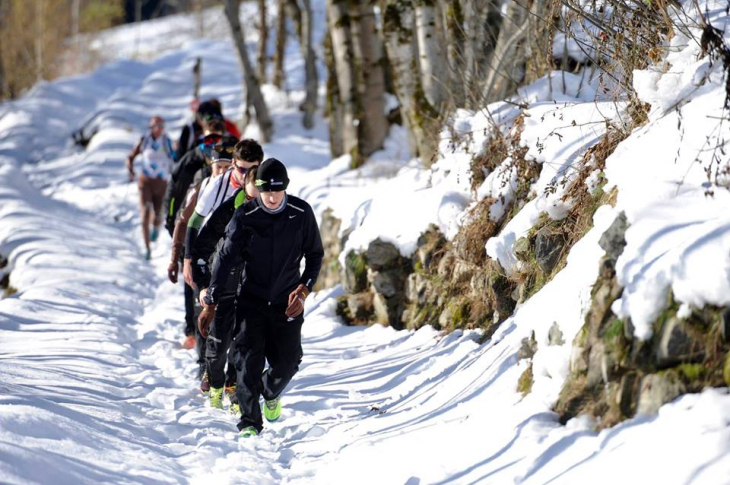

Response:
(2, 1), (730, 484)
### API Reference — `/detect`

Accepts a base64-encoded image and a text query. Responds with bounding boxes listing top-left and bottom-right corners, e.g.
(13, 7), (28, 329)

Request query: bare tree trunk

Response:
(257, 0), (268, 84)
(193, 0), (205, 37)
(134, 0), (142, 57)
(460, 0), (501, 108)
(327, 0), (360, 164)
(440, 0), (466, 107)
(193, 57), (202, 99)
(349, 0), (387, 157)
(0, 0), (8, 99)
(383, 0), (438, 164)
(483, 0), (530, 103)
(224, 0), (273, 141)
(324, 30), (344, 157)
(35, 0), (44, 82)
(272, 0), (287, 89)
(415, 0), (446, 110)
(71, 0), (80, 38)
(300, 0), (318, 129)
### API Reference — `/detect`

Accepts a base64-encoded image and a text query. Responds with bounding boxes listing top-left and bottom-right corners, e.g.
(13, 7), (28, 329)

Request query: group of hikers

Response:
(125, 99), (324, 438)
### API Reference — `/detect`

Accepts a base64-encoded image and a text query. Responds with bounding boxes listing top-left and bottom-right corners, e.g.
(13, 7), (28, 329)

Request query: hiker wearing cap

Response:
(191, 141), (263, 411)
(200, 158), (324, 438)
(126, 115), (176, 260)
(164, 118), (226, 236)
(182, 136), (242, 288)
(207, 98), (242, 139)
(165, 118), (226, 363)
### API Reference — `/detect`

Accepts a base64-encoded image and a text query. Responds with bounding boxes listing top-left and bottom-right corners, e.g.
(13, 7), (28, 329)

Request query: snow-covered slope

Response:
(1, 1), (730, 484)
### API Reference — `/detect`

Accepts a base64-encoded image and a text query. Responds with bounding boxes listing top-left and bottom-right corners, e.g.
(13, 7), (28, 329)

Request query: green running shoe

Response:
(239, 426), (258, 438)
(209, 387), (224, 409)
(264, 397), (281, 422)
(150, 227), (159, 242)
(229, 402), (241, 416)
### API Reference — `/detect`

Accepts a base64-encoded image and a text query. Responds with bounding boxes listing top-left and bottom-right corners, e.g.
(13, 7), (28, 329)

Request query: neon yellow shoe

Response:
(264, 397), (281, 422)
(229, 402), (241, 416)
(209, 387), (224, 409)
(239, 426), (258, 438)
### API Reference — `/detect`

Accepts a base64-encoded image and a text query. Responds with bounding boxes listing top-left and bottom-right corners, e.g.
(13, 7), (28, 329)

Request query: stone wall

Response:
(555, 212), (730, 427)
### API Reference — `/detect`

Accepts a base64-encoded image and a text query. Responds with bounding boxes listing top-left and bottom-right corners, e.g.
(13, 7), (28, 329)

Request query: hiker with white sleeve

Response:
(126, 115), (176, 260)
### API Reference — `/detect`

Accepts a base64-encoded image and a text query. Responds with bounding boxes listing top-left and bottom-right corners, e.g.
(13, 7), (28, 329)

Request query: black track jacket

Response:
(191, 189), (244, 293)
(204, 195), (324, 306)
(163, 146), (208, 235)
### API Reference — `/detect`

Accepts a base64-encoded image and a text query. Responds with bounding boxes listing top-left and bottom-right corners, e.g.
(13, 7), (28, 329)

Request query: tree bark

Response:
(327, 0), (360, 164)
(464, 0), (503, 107)
(193, 57), (201, 99)
(324, 30), (344, 157)
(382, 0), (438, 165)
(0, 0), (8, 99)
(71, 0), (80, 38)
(272, 0), (287, 89)
(35, 0), (44, 82)
(483, 0), (530, 103)
(415, 0), (446, 110)
(349, 0), (387, 157)
(300, 0), (318, 129)
(440, 0), (466, 107)
(224, 0), (273, 141)
(257, 0), (268, 84)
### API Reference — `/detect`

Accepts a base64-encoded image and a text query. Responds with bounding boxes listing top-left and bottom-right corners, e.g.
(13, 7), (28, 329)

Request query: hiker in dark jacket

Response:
(199, 158), (324, 438)
(176, 99), (236, 160)
(189, 142), (263, 410)
(163, 118), (225, 236)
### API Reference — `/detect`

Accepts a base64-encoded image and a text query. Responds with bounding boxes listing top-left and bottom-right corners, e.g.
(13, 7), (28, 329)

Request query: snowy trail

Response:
(0, 32), (482, 483)
(4, 2), (730, 483)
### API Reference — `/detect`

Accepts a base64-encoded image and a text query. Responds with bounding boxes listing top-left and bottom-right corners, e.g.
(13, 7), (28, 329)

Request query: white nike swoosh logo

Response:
(289, 215), (296, 219)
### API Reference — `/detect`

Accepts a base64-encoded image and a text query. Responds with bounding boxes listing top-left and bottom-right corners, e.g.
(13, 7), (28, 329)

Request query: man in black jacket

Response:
(191, 142), (263, 410)
(199, 158), (324, 438)
(163, 118), (226, 236)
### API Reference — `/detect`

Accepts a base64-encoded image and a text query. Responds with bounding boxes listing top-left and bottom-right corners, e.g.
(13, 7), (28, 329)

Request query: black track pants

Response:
(184, 280), (196, 336)
(191, 287), (205, 371)
(233, 299), (304, 432)
(205, 294), (237, 388)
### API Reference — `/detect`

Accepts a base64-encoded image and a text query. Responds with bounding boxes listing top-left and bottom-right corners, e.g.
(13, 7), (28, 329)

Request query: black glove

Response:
(165, 214), (176, 237)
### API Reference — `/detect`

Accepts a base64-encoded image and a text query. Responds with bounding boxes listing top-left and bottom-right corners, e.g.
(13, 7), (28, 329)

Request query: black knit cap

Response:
(255, 158), (289, 192)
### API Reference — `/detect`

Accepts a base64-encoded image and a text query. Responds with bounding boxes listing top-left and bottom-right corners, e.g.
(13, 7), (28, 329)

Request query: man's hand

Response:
(183, 258), (195, 288)
(198, 288), (207, 307)
(198, 304), (216, 338)
(285, 284), (310, 318)
(167, 260), (179, 284)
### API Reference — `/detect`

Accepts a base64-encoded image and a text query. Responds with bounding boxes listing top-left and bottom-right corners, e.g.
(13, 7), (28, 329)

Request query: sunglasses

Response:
(202, 134), (223, 146)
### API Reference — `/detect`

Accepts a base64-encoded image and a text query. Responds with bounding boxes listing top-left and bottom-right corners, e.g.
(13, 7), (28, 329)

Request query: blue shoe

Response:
(144, 249), (151, 261)
(150, 227), (159, 242)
